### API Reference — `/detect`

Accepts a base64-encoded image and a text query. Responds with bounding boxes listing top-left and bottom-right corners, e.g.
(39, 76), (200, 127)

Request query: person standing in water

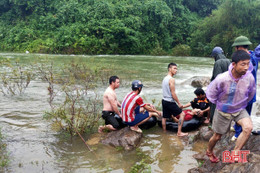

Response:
(161, 63), (188, 137)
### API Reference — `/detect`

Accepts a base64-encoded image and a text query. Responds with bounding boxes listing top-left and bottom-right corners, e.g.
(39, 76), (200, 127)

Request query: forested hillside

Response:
(0, 0), (259, 56)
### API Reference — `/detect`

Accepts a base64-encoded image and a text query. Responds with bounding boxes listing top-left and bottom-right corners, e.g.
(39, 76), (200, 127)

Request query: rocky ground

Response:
(189, 126), (260, 173)
(100, 127), (142, 150)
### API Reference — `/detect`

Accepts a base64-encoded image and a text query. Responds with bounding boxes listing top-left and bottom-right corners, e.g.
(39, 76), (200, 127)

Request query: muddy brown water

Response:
(0, 53), (259, 172)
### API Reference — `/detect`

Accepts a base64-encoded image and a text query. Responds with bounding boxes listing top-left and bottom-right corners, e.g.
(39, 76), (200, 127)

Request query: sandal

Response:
(206, 151), (220, 163)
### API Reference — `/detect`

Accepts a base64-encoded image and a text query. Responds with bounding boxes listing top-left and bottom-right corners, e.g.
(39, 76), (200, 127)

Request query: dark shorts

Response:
(124, 111), (149, 126)
(162, 99), (182, 118)
(102, 111), (120, 129)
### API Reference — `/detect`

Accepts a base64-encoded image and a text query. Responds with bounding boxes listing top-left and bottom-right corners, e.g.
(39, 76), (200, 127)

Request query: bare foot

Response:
(130, 126), (142, 133)
(177, 132), (188, 137)
(98, 126), (104, 133)
(204, 119), (210, 124)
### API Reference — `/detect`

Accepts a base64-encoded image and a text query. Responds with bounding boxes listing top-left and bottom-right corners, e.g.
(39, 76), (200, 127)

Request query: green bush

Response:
(0, 128), (9, 170)
(0, 0), (195, 55)
(171, 44), (191, 56)
(149, 43), (167, 56)
(37, 59), (115, 135)
(0, 58), (34, 95)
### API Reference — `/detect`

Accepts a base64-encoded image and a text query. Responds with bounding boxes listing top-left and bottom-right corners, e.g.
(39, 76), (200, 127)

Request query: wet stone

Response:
(100, 127), (142, 150)
(189, 127), (260, 173)
(181, 76), (210, 88)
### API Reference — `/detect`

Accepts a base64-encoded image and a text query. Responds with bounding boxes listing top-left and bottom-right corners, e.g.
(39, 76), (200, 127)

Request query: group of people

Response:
(205, 36), (260, 163)
(98, 77), (162, 134)
(98, 35), (260, 163)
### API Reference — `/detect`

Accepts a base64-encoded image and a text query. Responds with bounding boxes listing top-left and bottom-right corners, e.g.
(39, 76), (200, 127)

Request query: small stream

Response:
(0, 53), (259, 172)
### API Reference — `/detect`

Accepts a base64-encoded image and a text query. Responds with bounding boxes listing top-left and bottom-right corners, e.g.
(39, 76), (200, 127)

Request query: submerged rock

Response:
(100, 127), (142, 150)
(189, 127), (260, 173)
(191, 76), (210, 88)
(181, 76), (210, 88)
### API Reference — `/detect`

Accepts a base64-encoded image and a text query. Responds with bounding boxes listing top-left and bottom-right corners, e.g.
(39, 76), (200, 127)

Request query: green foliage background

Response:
(0, 0), (259, 56)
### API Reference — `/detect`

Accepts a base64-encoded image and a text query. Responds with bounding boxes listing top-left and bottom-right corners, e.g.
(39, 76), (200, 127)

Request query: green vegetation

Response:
(0, 0), (240, 56)
(0, 56), (115, 135)
(190, 0), (260, 56)
(0, 58), (34, 95)
(129, 159), (151, 173)
(197, 160), (205, 167)
(129, 148), (153, 173)
(0, 128), (9, 170)
(38, 59), (115, 135)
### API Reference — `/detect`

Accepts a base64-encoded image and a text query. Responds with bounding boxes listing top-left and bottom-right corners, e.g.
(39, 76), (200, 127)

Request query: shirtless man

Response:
(98, 76), (121, 133)
(162, 63), (188, 137)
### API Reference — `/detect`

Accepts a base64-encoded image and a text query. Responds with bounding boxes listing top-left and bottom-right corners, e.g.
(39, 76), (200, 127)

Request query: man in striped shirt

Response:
(121, 80), (161, 133)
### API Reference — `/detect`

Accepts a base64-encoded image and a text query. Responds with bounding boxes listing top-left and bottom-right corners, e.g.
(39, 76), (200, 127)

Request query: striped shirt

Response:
(121, 92), (146, 122)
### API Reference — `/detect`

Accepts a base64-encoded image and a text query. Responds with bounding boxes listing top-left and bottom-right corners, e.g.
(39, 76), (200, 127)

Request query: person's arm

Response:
(253, 45), (260, 61)
(117, 101), (121, 108)
(211, 62), (223, 81)
(247, 76), (256, 102)
(107, 95), (121, 117)
(205, 78), (219, 104)
(182, 102), (191, 108)
(198, 106), (210, 117)
(143, 104), (162, 116)
(146, 103), (155, 109)
(169, 78), (182, 108)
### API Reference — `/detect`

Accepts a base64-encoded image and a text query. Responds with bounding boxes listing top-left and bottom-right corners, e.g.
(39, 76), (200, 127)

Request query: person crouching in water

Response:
(205, 50), (255, 163)
(121, 80), (162, 133)
(98, 76), (122, 133)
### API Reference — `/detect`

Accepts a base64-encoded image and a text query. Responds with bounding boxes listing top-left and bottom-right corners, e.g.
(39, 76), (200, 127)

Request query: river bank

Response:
(0, 53), (259, 172)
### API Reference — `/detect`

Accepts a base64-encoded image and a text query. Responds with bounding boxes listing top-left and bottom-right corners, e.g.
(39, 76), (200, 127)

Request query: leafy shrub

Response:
(0, 128), (9, 170)
(149, 44), (167, 56)
(171, 44), (191, 56)
(38, 59), (115, 135)
(0, 58), (34, 95)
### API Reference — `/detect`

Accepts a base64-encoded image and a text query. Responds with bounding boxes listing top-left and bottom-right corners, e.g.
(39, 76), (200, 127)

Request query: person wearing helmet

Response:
(231, 36), (260, 141)
(121, 80), (162, 133)
(209, 47), (231, 124)
(162, 63), (188, 136)
(98, 76), (122, 133)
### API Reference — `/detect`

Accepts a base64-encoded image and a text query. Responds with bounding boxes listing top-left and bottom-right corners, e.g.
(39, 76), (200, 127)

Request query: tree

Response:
(183, 0), (224, 17)
(190, 0), (260, 56)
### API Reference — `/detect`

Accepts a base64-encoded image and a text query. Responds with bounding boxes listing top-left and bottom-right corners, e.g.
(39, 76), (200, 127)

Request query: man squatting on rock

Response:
(205, 50), (256, 163)
(121, 80), (162, 133)
(98, 76), (122, 133)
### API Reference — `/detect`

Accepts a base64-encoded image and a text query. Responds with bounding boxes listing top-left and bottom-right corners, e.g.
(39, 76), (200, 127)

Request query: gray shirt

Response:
(162, 75), (175, 102)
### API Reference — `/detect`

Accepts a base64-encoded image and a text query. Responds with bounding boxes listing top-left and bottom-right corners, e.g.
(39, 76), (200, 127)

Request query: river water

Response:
(0, 53), (259, 173)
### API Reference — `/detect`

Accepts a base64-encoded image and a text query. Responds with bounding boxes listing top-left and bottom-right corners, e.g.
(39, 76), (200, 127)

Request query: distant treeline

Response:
(0, 0), (259, 56)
